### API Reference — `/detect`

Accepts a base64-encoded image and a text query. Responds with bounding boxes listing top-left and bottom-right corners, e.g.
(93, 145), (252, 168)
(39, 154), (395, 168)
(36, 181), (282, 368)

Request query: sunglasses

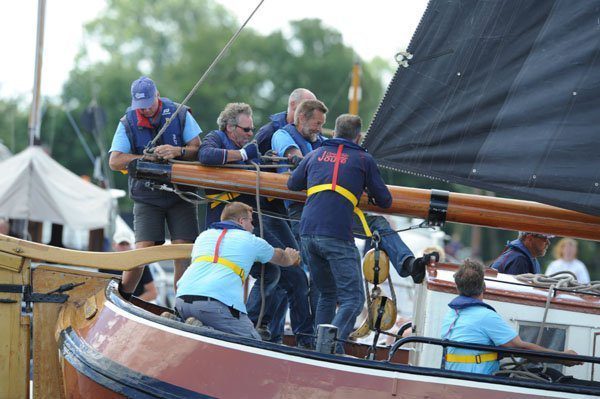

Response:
(236, 125), (254, 133)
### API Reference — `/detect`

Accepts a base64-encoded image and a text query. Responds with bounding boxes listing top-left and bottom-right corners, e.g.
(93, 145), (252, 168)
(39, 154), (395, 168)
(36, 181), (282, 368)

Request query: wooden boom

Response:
(131, 160), (600, 241)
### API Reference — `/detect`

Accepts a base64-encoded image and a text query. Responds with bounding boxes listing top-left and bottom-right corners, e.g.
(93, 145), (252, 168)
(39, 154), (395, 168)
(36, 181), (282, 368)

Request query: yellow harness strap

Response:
(445, 352), (498, 364)
(192, 255), (245, 282)
(206, 192), (241, 209)
(306, 184), (372, 237)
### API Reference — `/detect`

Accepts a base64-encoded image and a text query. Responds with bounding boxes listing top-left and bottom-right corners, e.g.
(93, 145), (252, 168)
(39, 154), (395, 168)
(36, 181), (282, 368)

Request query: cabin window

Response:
(518, 323), (567, 372)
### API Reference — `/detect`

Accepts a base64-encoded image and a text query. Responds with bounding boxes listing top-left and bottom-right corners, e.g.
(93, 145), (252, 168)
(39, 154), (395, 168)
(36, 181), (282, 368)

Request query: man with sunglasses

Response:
(198, 102), (293, 341)
(491, 231), (553, 275)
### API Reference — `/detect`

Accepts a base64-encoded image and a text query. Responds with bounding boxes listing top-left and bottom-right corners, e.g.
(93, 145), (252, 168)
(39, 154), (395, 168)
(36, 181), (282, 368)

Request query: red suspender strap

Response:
(213, 229), (228, 263)
(331, 144), (344, 190)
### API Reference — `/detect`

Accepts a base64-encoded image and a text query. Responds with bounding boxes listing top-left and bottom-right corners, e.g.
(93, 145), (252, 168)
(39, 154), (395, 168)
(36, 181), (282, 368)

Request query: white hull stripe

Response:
(103, 301), (589, 399)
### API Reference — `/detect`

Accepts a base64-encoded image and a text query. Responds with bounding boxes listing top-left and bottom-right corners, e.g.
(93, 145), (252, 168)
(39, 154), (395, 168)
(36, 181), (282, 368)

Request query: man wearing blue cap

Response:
(491, 231), (553, 275)
(109, 76), (203, 296)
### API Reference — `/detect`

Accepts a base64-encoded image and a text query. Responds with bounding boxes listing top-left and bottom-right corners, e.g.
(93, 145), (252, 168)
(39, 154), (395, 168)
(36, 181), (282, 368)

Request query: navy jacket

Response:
(198, 130), (257, 226)
(255, 111), (287, 155)
(491, 239), (541, 275)
(287, 138), (392, 241)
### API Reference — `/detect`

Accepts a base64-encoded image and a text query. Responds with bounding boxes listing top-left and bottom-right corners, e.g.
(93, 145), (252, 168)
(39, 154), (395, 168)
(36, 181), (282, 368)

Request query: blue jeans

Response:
(248, 214), (313, 344)
(363, 215), (414, 277)
(288, 203), (320, 319)
(301, 235), (364, 353)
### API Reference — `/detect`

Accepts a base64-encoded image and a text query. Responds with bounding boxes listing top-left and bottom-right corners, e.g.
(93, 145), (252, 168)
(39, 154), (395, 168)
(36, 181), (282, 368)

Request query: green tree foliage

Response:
(0, 98), (29, 154)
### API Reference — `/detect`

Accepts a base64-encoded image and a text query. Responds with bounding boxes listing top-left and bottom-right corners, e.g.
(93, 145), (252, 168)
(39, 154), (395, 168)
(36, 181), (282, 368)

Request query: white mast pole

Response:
(28, 0), (46, 146)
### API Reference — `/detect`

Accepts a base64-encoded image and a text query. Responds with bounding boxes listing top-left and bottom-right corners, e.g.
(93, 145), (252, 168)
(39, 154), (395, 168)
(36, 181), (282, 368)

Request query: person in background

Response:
(441, 259), (581, 375)
(108, 76), (202, 296)
(546, 238), (590, 283)
(491, 231), (552, 275)
(175, 202), (300, 339)
(100, 232), (158, 302)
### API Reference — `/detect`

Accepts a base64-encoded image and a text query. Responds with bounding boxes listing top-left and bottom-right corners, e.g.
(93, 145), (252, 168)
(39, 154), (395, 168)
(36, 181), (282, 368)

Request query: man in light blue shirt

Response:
(441, 259), (580, 375)
(175, 202), (300, 339)
(108, 76), (202, 298)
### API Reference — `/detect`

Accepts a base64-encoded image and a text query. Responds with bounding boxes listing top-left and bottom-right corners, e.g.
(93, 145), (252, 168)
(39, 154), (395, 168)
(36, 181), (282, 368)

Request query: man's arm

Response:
(364, 156), (392, 208)
(501, 336), (582, 366)
(269, 247), (300, 267)
(287, 154), (309, 191)
(154, 136), (201, 161)
(198, 132), (244, 164)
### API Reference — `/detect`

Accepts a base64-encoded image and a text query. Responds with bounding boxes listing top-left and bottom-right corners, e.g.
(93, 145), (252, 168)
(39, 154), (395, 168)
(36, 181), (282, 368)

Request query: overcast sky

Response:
(0, 0), (427, 100)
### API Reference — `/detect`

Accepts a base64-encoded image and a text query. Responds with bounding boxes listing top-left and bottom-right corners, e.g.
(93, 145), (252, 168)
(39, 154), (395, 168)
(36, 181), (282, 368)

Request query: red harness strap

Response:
(330, 144), (344, 190)
(213, 229), (228, 263)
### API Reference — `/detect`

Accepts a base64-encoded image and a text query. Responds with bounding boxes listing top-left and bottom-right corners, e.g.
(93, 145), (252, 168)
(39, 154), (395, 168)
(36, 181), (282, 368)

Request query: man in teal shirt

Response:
(176, 202), (300, 339)
(441, 259), (580, 375)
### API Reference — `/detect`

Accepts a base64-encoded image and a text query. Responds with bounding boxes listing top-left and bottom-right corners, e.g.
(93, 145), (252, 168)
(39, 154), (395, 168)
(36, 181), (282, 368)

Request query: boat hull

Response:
(57, 282), (594, 399)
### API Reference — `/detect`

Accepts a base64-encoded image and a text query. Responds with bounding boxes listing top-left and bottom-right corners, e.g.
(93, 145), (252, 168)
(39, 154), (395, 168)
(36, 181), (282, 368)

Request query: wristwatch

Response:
(180, 147), (186, 157)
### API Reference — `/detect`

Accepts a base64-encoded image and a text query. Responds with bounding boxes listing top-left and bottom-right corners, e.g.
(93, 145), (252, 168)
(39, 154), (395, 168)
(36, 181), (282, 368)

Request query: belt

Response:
(178, 295), (241, 319)
(179, 295), (214, 303)
(446, 352), (498, 364)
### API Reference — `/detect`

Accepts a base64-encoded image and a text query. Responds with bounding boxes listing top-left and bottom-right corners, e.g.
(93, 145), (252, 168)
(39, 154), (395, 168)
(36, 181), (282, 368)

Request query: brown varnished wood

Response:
(169, 162), (600, 241)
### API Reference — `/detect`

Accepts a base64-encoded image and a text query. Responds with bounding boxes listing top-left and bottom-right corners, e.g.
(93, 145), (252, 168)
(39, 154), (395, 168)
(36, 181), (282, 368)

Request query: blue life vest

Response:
(281, 124), (324, 156)
(255, 111), (287, 155)
(120, 97), (191, 207)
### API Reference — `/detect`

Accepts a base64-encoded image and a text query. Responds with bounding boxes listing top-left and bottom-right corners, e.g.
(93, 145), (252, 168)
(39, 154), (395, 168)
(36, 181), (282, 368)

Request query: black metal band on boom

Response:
(427, 189), (449, 227)
(128, 159), (172, 184)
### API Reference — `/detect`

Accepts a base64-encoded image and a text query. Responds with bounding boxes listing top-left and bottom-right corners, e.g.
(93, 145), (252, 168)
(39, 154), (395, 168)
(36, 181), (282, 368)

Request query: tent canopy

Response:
(0, 146), (113, 230)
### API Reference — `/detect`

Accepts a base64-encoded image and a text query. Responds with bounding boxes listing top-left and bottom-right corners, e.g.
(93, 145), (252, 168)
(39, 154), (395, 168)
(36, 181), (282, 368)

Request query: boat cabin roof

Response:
(426, 263), (600, 315)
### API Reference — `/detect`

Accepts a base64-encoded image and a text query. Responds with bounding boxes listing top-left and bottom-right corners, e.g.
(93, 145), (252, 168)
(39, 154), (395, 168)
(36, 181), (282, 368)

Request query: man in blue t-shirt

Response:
(108, 76), (202, 297)
(441, 259), (580, 375)
(176, 202), (300, 339)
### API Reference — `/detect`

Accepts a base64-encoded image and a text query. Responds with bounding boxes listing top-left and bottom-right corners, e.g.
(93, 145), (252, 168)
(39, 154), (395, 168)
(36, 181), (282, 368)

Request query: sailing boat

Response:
(3, 0), (600, 397)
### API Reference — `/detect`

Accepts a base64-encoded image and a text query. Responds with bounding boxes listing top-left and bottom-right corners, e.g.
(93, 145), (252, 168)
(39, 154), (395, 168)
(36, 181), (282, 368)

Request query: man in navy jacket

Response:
(288, 114), (392, 352)
(491, 231), (552, 275)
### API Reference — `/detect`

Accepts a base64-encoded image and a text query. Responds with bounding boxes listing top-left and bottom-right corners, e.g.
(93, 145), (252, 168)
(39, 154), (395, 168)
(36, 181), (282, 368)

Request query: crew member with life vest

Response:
(440, 259), (580, 375)
(252, 89), (318, 346)
(287, 114), (392, 353)
(198, 102), (300, 342)
(108, 76), (202, 296)
(175, 202), (300, 339)
(198, 102), (261, 226)
(491, 231), (552, 275)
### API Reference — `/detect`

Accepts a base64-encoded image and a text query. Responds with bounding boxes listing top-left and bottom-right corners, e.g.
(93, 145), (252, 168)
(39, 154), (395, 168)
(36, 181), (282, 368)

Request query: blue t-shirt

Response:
(109, 112), (202, 153)
(271, 129), (314, 173)
(176, 228), (274, 313)
(440, 304), (517, 375)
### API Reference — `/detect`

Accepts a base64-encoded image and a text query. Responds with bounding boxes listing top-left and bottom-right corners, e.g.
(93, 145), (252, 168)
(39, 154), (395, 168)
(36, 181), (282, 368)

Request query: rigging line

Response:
(251, 160), (268, 329)
(146, 0), (265, 151)
(63, 106), (96, 165)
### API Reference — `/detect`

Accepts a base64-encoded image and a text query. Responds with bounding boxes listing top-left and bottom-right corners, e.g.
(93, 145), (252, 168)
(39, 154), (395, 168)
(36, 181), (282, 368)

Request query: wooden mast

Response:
(132, 160), (600, 241)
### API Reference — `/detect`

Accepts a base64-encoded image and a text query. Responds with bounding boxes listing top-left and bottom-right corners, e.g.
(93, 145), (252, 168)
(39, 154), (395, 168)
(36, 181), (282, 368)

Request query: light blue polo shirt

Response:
(109, 112), (202, 153)
(440, 305), (517, 375)
(176, 227), (274, 313)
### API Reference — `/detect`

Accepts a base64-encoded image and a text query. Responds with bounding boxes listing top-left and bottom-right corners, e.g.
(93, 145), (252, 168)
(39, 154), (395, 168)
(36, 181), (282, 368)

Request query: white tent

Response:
(0, 142), (11, 161)
(0, 146), (113, 230)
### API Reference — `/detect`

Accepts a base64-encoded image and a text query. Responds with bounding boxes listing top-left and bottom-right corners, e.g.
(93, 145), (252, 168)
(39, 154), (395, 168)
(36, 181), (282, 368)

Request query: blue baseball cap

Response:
(130, 76), (157, 110)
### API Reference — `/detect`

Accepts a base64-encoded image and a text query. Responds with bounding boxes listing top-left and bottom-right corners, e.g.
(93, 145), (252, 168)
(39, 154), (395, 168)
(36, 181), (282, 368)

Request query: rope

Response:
(251, 160), (268, 329)
(515, 272), (600, 295)
(144, 0), (265, 152)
